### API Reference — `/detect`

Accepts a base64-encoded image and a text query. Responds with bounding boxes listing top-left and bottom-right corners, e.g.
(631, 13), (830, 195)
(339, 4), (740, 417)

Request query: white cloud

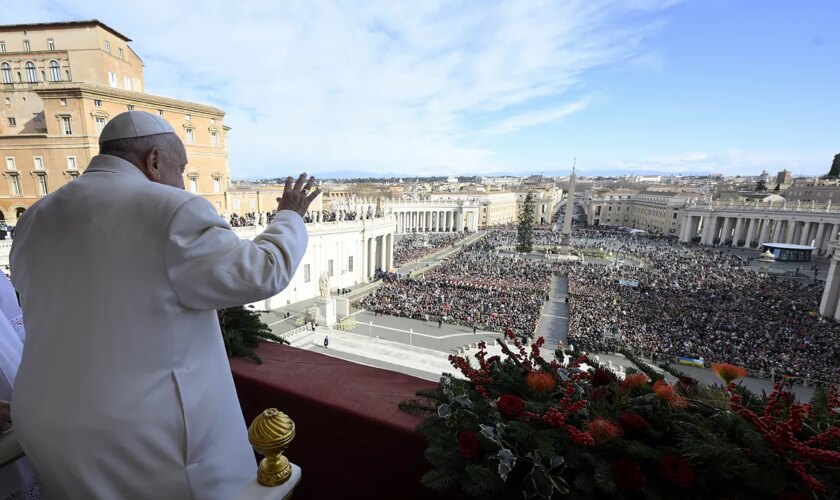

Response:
(7, 0), (678, 176)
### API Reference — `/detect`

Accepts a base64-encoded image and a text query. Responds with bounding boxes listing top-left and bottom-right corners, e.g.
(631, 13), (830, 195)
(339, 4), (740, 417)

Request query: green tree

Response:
(516, 192), (535, 253)
(218, 306), (287, 364)
(825, 153), (840, 179)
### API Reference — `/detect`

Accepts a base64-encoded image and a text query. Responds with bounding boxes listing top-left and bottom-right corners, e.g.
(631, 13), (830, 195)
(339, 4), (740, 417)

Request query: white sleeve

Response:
(165, 197), (308, 310)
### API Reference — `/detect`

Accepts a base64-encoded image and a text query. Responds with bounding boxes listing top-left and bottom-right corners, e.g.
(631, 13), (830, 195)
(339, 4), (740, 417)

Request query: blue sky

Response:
(4, 1), (839, 178)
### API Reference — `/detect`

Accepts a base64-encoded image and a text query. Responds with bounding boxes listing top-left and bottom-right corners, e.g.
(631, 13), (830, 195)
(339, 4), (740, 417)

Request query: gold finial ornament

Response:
(248, 408), (296, 486)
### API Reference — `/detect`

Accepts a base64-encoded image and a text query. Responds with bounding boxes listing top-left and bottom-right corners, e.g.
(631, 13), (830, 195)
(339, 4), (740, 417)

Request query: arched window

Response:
(25, 62), (37, 83)
(1, 63), (10, 84)
(49, 61), (60, 82)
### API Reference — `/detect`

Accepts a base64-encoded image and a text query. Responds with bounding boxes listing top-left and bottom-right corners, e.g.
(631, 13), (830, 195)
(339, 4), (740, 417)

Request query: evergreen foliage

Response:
(516, 192), (535, 253)
(403, 332), (840, 499)
(218, 306), (287, 364)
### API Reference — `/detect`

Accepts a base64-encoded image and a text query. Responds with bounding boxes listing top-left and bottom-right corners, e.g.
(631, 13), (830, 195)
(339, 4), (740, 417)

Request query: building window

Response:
(328, 259), (334, 277)
(213, 177), (221, 193)
(23, 40), (30, 52)
(185, 128), (194, 144)
(0, 42), (5, 53)
(189, 177), (198, 193)
(68, 171), (79, 180)
(210, 118), (216, 124)
(118, 48), (124, 60)
(123, 76), (132, 90)
(3, 97), (9, 106)
(49, 60), (61, 81)
(108, 72), (116, 87)
(67, 156), (77, 170)
(59, 98), (67, 106)
(104, 41), (111, 53)
(126, 104), (134, 111)
(95, 117), (106, 135)
(158, 109), (164, 116)
(94, 99), (102, 107)
(249, 199), (256, 209)
(233, 199), (240, 210)
(36, 174), (48, 196)
(33, 157), (44, 170)
(303, 264), (311, 283)
(5, 157), (15, 170)
(25, 62), (37, 83)
(210, 131), (218, 147)
(61, 116), (72, 135)
(6, 117), (15, 126)
(9, 174), (21, 196)
(185, 114), (191, 121)
(215, 201), (221, 209)
(1, 63), (10, 84)
(348, 256), (354, 272)
(65, 69), (71, 81)
(47, 38), (55, 51)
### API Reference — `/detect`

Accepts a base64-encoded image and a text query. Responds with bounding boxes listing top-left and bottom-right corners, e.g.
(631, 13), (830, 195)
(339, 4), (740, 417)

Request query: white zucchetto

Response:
(98, 111), (176, 144)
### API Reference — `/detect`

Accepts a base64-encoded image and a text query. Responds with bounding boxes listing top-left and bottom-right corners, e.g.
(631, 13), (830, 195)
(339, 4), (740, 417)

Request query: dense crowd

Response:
(361, 222), (840, 382)
(565, 230), (840, 382)
(393, 233), (466, 267)
(358, 238), (553, 334)
(227, 209), (380, 227)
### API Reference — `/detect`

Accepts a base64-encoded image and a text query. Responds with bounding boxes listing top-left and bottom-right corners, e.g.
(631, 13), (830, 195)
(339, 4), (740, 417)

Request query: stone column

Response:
(455, 210), (463, 232)
(771, 219), (783, 243)
(368, 237), (376, 278)
(785, 220), (797, 243)
(386, 233), (393, 269)
(799, 222), (812, 246)
(821, 245), (840, 318)
(814, 223), (826, 254)
(743, 218), (758, 248)
(719, 217), (733, 245)
(758, 219), (771, 246)
(732, 217), (744, 247)
(378, 235), (387, 271)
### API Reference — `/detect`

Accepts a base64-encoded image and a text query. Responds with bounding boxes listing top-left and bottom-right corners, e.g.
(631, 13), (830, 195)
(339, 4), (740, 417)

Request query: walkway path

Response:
(534, 276), (569, 348)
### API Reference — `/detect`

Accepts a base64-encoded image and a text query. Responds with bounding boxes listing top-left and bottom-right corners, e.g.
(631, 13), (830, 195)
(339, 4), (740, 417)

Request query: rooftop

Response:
(0, 19), (132, 42)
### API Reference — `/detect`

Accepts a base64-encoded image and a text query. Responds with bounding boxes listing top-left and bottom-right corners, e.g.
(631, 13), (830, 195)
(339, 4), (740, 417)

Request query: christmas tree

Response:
(218, 306), (287, 364)
(516, 192), (535, 253)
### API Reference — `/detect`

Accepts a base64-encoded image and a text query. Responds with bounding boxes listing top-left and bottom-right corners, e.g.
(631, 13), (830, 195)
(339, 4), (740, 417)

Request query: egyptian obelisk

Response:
(561, 163), (576, 246)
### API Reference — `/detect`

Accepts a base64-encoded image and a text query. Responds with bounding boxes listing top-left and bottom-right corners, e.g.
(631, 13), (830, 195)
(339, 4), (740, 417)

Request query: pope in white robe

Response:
(9, 111), (317, 500)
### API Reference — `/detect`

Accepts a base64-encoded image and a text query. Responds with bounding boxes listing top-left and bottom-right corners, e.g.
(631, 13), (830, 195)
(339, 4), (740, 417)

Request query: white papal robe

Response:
(9, 155), (308, 500)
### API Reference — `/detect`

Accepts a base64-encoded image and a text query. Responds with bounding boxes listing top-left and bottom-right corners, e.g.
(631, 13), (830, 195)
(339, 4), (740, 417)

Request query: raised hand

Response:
(277, 173), (321, 217)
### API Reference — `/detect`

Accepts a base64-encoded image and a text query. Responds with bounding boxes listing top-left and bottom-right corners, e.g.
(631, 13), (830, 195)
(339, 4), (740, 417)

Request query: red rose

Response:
(497, 395), (525, 420)
(617, 411), (649, 435)
(457, 431), (479, 459)
(591, 369), (613, 387)
(658, 454), (695, 488)
(612, 460), (645, 492)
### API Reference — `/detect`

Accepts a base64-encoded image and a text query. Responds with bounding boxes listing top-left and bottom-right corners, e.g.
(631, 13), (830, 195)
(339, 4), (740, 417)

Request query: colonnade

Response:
(392, 209), (478, 234)
(680, 213), (840, 256)
(365, 233), (393, 277)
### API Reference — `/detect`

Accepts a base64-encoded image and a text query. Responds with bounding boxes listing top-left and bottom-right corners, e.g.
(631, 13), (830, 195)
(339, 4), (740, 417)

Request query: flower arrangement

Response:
(400, 330), (840, 499)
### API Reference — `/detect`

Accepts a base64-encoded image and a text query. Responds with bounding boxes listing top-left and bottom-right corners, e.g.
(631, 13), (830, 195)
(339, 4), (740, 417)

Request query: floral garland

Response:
(400, 331), (840, 499)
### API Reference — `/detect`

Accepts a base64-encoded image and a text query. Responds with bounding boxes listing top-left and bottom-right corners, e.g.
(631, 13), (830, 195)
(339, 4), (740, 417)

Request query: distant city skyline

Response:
(6, 1), (838, 178)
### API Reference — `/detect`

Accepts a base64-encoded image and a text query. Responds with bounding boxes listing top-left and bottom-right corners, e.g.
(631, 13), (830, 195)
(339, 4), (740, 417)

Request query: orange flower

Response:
(586, 417), (623, 443)
(653, 380), (689, 409)
(620, 373), (648, 392)
(526, 371), (556, 395)
(712, 363), (749, 384)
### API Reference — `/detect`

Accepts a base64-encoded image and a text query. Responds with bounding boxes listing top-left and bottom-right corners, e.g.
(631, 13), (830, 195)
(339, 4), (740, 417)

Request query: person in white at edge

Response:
(9, 111), (321, 500)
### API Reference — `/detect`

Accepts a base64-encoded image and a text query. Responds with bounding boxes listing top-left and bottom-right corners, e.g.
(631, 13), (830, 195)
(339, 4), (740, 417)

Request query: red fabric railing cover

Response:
(231, 343), (463, 499)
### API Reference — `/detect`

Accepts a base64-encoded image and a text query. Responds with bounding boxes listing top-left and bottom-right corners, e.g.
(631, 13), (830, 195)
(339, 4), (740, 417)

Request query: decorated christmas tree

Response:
(218, 306), (287, 364)
(516, 192), (535, 253)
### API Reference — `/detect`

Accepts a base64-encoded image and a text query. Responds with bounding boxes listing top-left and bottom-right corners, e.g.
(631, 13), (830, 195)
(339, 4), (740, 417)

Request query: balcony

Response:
(230, 342), (462, 499)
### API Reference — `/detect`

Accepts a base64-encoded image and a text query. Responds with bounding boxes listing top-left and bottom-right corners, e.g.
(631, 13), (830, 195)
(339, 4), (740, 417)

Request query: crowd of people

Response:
(228, 209), (380, 227)
(393, 233), (466, 267)
(360, 222), (840, 383)
(358, 235), (553, 334)
(565, 229), (840, 383)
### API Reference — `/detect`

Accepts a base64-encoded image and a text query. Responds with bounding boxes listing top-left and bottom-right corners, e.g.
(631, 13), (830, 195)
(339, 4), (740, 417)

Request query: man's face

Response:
(156, 139), (188, 190)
